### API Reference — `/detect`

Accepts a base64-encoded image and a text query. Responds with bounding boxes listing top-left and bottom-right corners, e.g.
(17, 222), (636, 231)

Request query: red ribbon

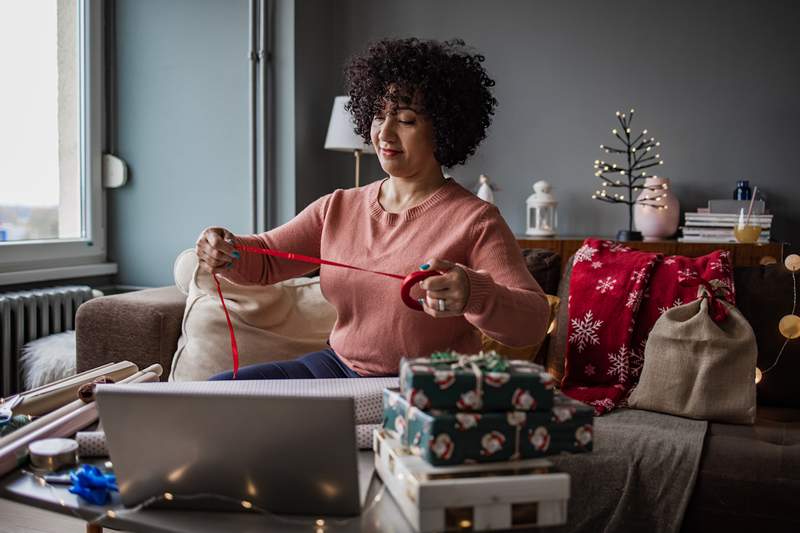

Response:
(233, 244), (406, 281)
(212, 244), (440, 378)
(678, 275), (730, 323)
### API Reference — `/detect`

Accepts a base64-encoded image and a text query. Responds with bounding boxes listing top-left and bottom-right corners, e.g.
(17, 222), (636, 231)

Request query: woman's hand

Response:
(418, 259), (470, 317)
(195, 227), (239, 275)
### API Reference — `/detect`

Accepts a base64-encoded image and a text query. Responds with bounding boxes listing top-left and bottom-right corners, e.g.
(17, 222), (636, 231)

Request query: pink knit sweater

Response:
(227, 178), (549, 376)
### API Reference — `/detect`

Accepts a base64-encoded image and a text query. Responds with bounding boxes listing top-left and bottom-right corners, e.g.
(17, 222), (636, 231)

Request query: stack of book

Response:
(679, 199), (772, 243)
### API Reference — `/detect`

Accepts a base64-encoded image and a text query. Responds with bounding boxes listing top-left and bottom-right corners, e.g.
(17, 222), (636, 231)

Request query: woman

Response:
(199, 38), (549, 380)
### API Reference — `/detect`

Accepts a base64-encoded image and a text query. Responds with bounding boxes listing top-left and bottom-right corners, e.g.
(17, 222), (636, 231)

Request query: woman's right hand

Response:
(195, 227), (240, 274)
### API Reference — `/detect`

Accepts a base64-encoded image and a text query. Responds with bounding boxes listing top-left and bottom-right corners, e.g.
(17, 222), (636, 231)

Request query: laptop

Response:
(95, 381), (363, 516)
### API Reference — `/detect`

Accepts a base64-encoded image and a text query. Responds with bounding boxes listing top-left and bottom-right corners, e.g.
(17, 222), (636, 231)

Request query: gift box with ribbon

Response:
(399, 351), (556, 413)
(383, 388), (593, 466)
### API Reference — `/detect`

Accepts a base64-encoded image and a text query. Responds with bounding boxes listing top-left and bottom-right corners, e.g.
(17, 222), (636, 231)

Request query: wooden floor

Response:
(0, 497), (92, 533)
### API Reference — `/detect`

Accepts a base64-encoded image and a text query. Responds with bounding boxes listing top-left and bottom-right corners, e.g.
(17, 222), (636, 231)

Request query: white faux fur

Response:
(19, 331), (77, 390)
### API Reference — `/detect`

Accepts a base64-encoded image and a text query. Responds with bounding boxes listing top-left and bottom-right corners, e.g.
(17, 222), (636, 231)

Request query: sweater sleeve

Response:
(459, 204), (550, 348)
(221, 194), (331, 285)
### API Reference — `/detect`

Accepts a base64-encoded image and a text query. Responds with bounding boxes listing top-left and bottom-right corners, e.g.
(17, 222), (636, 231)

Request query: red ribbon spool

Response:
(400, 270), (442, 311)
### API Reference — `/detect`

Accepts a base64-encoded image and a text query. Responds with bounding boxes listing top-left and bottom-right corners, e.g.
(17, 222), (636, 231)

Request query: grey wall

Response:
(293, 1), (354, 212)
(111, 0), (250, 287)
(326, 0), (800, 244)
(111, 0), (799, 286)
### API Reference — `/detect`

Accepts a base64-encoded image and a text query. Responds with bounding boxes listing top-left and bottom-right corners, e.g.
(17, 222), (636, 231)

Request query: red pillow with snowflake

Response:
(561, 239), (735, 415)
(630, 249), (736, 362)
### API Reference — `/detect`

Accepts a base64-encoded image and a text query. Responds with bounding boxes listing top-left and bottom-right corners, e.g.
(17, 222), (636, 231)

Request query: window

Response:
(0, 0), (114, 284)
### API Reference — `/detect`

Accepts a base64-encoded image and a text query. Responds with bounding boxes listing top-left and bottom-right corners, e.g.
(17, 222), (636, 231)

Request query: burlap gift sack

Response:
(628, 294), (757, 424)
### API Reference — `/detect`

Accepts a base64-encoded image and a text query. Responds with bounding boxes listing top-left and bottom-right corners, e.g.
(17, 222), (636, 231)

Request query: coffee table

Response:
(0, 452), (413, 532)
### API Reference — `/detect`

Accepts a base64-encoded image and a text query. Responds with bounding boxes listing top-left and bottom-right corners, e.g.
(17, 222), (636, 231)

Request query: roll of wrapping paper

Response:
(0, 364), (163, 477)
(11, 361), (139, 417)
(0, 362), (142, 450)
(4, 361), (121, 412)
(75, 431), (108, 457)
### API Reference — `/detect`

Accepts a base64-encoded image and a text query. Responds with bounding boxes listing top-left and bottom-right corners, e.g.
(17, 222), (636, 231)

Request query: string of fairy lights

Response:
(23, 465), (386, 532)
(756, 254), (800, 383)
(591, 108), (668, 209)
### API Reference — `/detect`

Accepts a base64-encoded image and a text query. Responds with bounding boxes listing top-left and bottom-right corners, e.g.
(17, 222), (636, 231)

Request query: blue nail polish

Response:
(420, 263), (430, 270)
(232, 251), (241, 259)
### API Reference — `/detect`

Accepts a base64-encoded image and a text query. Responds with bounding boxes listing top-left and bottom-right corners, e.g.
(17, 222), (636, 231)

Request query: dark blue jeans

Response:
(208, 348), (361, 380)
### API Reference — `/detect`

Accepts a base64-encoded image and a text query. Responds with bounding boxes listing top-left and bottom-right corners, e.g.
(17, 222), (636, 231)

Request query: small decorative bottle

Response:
(733, 180), (752, 201)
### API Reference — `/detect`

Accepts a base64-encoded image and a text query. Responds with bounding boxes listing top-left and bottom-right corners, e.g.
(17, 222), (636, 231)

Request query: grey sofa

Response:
(75, 263), (800, 532)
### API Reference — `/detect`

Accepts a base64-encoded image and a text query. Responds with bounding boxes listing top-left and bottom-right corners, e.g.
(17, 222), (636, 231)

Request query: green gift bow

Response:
(429, 350), (510, 373)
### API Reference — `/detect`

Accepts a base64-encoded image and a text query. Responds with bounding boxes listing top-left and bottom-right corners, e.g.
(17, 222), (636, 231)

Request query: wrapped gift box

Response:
(374, 429), (569, 532)
(399, 352), (555, 412)
(383, 388), (593, 466)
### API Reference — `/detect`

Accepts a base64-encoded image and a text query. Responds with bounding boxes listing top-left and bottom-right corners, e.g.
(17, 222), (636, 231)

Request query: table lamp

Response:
(324, 96), (375, 187)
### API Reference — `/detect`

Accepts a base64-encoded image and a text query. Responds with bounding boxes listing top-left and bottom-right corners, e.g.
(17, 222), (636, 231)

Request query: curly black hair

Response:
(344, 38), (497, 168)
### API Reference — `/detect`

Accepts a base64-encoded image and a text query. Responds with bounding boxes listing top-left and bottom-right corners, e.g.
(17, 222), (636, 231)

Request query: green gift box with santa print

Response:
(382, 388), (594, 466)
(399, 351), (556, 413)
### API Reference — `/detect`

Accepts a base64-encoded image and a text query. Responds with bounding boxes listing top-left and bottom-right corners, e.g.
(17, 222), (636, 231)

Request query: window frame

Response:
(0, 0), (115, 285)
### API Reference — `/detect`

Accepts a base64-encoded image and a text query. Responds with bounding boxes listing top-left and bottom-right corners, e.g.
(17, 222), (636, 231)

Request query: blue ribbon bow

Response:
(69, 464), (118, 506)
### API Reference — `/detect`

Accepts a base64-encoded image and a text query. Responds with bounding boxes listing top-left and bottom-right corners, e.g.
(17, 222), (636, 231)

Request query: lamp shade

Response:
(324, 96), (375, 153)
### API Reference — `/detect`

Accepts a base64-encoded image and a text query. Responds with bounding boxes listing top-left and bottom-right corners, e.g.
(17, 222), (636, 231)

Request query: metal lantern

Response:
(526, 180), (557, 236)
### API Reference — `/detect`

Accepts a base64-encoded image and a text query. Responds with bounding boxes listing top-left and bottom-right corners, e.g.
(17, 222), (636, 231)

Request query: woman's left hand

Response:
(419, 259), (470, 317)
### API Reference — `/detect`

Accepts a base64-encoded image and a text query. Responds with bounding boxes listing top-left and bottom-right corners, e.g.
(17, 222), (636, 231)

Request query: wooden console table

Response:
(515, 236), (784, 269)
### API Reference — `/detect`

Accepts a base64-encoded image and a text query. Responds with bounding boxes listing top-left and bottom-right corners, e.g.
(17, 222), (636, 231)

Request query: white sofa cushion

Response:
(170, 250), (337, 381)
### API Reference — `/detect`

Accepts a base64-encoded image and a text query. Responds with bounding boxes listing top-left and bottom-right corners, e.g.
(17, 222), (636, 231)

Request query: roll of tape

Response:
(28, 438), (79, 472)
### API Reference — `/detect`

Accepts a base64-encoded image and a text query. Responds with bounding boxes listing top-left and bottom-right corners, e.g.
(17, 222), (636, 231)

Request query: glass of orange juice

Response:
(734, 208), (761, 243)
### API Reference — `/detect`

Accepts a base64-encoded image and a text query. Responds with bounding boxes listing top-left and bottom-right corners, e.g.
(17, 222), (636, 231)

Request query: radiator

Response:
(0, 285), (96, 397)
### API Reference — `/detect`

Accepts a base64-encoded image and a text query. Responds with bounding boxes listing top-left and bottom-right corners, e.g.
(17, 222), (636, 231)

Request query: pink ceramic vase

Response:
(634, 177), (680, 240)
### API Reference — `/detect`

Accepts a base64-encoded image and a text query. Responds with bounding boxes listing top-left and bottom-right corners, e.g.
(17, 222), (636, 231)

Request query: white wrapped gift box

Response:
(374, 430), (569, 532)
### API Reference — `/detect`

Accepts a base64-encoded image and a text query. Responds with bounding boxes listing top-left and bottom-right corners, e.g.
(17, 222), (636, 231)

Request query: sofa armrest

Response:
(75, 286), (186, 380)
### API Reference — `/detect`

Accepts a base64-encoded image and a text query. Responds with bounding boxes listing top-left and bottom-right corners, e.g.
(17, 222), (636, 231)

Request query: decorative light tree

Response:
(591, 109), (668, 241)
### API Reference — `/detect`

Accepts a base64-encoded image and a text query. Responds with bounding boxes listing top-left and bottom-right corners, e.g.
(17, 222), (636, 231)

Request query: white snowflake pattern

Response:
(606, 345), (631, 384)
(625, 290), (642, 310)
(574, 244), (598, 264)
(590, 398), (615, 412)
(604, 242), (631, 253)
(709, 259), (731, 274)
(569, 310), (604, 353)
(629, 341), (646, 379)
(630, 267), (648, 284)
(584, 364), (596, 376)
(713, 277), (734, 295)
(677, 268), (697, 280)
(595, 276), (617, 294)
(591, 261), (603, 269)
(658, 298), (683, 315)
(664, 257), (677, 265)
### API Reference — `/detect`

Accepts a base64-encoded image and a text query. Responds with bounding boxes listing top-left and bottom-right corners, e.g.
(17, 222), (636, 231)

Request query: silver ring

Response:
(438, 298), (447, 312)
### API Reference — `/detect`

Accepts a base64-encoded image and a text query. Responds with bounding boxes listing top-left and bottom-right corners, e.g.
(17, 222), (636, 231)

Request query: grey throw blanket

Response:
(548, 408), (707, 533)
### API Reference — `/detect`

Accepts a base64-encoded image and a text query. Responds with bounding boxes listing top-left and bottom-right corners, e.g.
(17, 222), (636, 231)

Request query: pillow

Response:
(545, 256), (574, 381)
(521, 248), (562, 295)
(173, 249), (196, 296)
(481, 295), (560, 360)
(170, 251), (337, 381)
(734, 263), (800, 407)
